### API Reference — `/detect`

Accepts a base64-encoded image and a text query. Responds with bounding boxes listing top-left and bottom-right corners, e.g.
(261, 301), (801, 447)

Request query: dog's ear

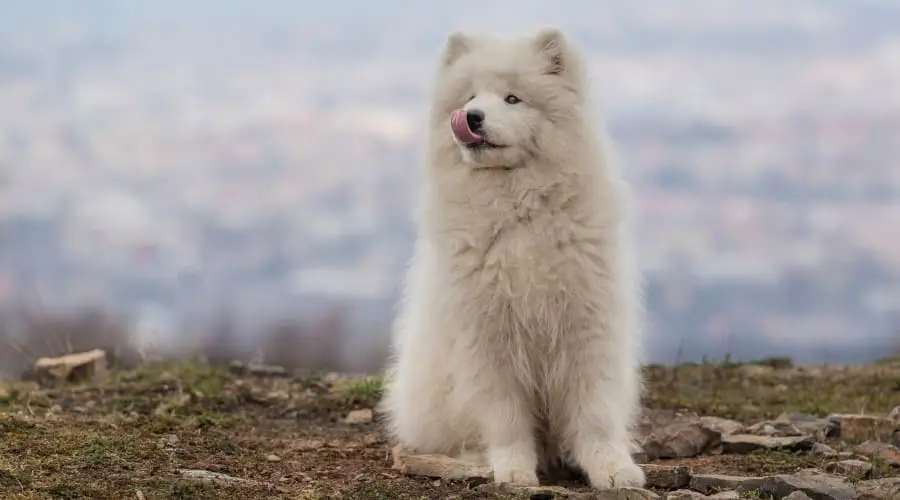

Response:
(532, 27), (574, 76)
(441, 32), (473, 67)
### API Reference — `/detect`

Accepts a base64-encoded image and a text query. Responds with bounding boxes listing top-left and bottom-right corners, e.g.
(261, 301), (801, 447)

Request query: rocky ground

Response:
(1, 353), (899, 499)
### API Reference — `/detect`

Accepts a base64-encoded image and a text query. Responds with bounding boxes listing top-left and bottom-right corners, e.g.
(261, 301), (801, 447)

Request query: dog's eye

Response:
(504, 94), (521, 105)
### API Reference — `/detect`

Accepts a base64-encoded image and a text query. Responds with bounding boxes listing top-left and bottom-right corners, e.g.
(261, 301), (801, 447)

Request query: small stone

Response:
(831, 414), (896, 443)
(811, 443), (839, 457)
(266, 454), (282, 462)
(34, 349), (108, 385)
(643, 421), (721, 459)
(721, 434), (814, 454)
(784, 492), (813, 500)
(824, 459), (873, 478)
(157, 434), (179, 452)
(343, 408), (374, 425)
(856, 477), (900, 500)
(179, 469), (263, 487)
(664, 491), (708, 500)
(292, 438), (325, 451)
(758, 470), (856, 500)
(689, 474), (765, 494)
(641, 464), (691, 489)
(856, 441), (900, 466)
(391, 445), (492, 480)
(266, 390), (290, 401)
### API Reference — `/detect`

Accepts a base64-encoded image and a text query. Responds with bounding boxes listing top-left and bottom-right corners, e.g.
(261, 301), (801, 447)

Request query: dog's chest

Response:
(447, 191), (584, 299)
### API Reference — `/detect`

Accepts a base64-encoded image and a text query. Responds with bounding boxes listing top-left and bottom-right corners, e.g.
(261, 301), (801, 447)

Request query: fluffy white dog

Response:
(380, 27), (645, 489)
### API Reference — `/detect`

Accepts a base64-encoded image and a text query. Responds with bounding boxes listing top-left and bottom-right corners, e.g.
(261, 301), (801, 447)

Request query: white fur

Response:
(380, 27), (646, 489)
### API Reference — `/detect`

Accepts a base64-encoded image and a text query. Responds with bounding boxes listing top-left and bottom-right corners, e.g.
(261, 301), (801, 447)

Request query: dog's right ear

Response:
(441, 32), (472, 67)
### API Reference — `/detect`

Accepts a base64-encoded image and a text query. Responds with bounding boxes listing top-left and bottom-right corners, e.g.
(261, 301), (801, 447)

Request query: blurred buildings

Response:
(0, 1), (898, 365)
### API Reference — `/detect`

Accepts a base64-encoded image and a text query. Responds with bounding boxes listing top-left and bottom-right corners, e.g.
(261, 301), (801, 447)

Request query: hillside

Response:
(1, 355), (899, 499)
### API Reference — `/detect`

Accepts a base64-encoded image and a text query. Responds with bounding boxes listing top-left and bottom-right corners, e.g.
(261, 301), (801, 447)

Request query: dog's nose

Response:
(466, 109), (485, 132)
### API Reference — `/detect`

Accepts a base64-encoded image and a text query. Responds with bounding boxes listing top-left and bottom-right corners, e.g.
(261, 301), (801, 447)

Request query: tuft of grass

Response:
(337, 374), (385, 405)
(869, 457), (896, 480)
(119, 359), (232, 396)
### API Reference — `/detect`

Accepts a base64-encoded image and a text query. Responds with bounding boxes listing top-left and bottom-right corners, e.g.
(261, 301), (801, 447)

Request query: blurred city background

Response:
(1, 1), (898, 377)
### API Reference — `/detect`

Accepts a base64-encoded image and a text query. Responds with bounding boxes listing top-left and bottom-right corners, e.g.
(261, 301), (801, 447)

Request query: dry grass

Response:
(642, 355), (900, 420)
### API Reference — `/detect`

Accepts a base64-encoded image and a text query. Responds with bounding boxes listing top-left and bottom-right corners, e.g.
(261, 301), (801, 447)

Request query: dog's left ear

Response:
(532, 27), (575, 77)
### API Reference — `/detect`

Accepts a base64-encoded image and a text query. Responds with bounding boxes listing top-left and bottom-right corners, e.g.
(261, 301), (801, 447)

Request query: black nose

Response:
(466, 109), (485, 132)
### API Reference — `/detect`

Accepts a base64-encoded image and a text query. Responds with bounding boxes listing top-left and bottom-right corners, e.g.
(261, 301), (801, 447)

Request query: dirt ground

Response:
(1, 357), (898, 499)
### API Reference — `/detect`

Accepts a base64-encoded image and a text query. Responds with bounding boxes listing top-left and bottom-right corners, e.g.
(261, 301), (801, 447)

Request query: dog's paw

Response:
(582, 455), (645, 488)
(493, 466), (540, 486)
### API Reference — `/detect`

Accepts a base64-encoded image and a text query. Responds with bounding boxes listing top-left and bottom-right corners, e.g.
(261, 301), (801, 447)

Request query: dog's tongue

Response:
(450, 109), (482, 144)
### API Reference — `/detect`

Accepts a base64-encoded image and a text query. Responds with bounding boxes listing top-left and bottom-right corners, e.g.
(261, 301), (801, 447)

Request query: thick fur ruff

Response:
(380, 27), (646, 489)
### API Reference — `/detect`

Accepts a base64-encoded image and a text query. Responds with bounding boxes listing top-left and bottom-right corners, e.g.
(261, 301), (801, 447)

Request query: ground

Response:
(0, 356), (898, 499)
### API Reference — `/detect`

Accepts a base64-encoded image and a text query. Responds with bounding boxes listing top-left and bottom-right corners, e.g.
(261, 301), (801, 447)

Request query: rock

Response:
(784, 492), (814, 500)
(640, 464), (691, 489)
(689, 474), (764, 494)
(475, 484), (594, 499)
(156, 434), (179, 452)
(747, 420), (804, 437)
(228, 361), (288, 377)
(824, 459), (873, 478)
(179, 469), (264, 487)
(292, 438), (326, 451)
(634, 409), (701, 441)
(758, 470), (857, 500)
(856, 441), (900, 466)
(777, 412), (840, 440)
(699, 416), (745, 436)
(33, 349), (108, 385)
(664, 491), (708, 500)
(856, 478), (900, 500)
(811, 443), (839, 457)
(643, 421), (721, 459)
(830, 414), (896, 443)
(594, 488), (661, 500)
(887, 406), (900, 424)
(391, 445), (492, 480)
(721, 434), (814, 454)
(265, 454), (282, 462)
(709, 493), (740, 500)
(632, 451), (649, 464)
(343, 408), (374, 425)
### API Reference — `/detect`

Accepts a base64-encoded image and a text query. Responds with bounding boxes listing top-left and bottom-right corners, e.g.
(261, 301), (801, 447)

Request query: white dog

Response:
(380, 27), (645, 489)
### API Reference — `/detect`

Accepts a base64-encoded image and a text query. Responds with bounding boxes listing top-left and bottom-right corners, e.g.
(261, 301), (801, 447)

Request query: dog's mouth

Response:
(465, 139), (505, 151)
(450, 109), (505, 151)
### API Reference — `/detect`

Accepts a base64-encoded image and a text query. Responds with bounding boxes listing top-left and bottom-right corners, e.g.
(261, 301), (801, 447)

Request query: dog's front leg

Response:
(458, 349), (539, 486)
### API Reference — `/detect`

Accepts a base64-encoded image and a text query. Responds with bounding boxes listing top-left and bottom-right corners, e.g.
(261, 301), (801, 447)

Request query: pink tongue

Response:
(450, 109), (482, 144)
